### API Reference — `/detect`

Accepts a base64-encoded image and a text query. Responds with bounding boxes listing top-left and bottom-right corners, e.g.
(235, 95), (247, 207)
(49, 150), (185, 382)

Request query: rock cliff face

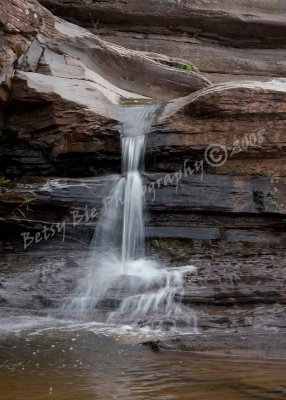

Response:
(39, 0), (286, 83)
(0, 0), (286, 353)
(1, 0), (286, 253)
(1, 0), (286, 257)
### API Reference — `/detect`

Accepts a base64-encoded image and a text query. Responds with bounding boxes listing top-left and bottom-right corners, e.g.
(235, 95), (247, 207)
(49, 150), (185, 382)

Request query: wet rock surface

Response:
(1, 176), (285, 255)
(1, 0), (286, 360)
(0, 240), (285, 359)
(142, 332), (286, 360)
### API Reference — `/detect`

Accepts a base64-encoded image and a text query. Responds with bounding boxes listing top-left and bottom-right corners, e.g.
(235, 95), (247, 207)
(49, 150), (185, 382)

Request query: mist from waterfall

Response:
(62, 102), (197, 331)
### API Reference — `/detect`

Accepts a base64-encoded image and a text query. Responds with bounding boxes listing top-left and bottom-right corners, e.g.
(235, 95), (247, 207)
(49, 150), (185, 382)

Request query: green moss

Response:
(1, 126), (18, 139)
(173, 62), (194, 72)
(120, 98), (158, 107)
(0, 176), (11, 186)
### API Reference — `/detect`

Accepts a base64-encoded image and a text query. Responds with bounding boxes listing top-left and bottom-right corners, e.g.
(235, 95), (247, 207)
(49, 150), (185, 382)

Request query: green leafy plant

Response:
(174, 62), (194, 72)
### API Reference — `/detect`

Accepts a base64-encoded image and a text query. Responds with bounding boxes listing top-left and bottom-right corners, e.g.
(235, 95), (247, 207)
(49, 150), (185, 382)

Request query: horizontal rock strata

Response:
(1, 0), (286, 356)
(39, 0), (286, 84)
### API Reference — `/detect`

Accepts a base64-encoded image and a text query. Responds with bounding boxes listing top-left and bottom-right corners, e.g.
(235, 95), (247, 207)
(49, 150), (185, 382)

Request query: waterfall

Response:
(62, 101), (197, 331)
(120, 102), (161, 271)
(91, 103), (157, 272)
(121, 137), (145, 271)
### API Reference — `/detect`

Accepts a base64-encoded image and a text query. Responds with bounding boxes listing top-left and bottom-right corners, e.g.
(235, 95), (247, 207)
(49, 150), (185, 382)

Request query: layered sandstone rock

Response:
(0, 0), (286, 354)
(39, 0), (286, 45)
(0, 0), (209, 178)
(1, 0), (286, 254)
(39, 0), (286, 84)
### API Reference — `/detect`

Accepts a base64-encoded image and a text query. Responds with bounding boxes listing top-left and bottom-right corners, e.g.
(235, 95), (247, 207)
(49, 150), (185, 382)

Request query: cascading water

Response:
(121, 135), (145, 271)
(62, 101), (197, 331)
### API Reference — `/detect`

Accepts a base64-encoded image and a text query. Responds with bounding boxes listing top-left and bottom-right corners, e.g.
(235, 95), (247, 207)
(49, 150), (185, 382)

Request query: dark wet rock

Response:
(142, 332), (286, 360)
(0, 240), (286, 362)
(0, 243), (85, 312)
(142, 340), (160, 352)
(0, 296), (7, 306)
(1, 177), (285, 256)
(32, 294), (53, 308)
(0, 0), (286, 361)
(179, 256), (286, 312)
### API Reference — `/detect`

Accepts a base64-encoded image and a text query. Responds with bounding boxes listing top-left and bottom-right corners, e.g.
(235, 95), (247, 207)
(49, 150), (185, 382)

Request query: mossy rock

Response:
(0, 176), (11, 186)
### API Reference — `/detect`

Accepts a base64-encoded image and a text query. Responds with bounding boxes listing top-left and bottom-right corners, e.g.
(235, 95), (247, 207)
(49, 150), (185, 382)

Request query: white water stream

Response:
(63, 102), (197, 330)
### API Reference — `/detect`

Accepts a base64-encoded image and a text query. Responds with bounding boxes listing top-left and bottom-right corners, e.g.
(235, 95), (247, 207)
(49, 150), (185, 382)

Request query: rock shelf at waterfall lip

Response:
(118, 100), (165, 138)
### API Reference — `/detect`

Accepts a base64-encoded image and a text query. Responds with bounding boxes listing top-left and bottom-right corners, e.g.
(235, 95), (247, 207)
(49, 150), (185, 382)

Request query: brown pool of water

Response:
(0, 326), (285, 400)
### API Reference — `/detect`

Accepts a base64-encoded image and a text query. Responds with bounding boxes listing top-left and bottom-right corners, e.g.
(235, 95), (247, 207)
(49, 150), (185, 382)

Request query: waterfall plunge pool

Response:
(0, 321), (286, 400)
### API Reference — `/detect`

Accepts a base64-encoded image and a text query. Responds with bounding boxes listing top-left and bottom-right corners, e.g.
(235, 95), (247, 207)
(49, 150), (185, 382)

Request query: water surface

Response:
(0, 320), (285, 400)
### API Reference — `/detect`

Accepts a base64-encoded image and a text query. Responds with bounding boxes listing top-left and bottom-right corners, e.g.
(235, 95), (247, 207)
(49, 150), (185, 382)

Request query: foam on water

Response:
(0, 316), (61, 335)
